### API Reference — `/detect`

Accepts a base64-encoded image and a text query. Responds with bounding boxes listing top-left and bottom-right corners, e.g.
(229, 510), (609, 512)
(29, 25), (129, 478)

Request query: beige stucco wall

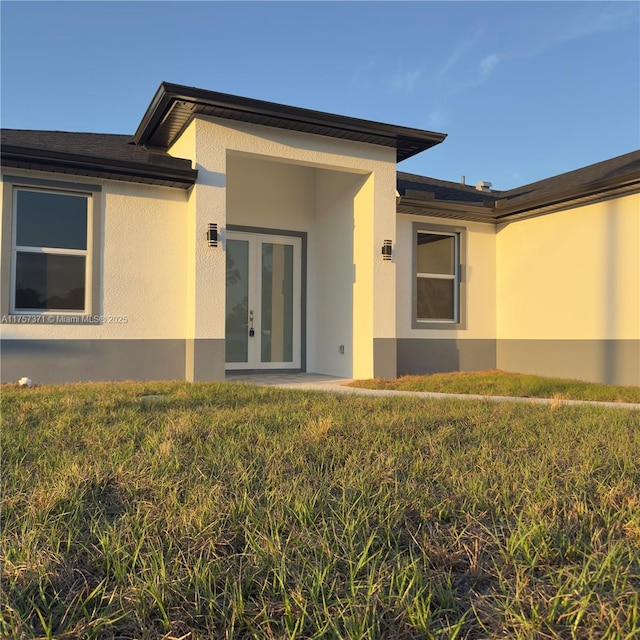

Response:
(101, 181), (188, 338)
(227, 155), (316, 232)
(395, 214), (497, 339)
(0, 116), (400, 382)
(224, 151), (389, 378)
(226, 157), (352, 376)
(0, 169), (188, 341)
(496, 193), (640, 340)
(4, 149), (636, 385)
(170, 116), (397, 379)
(314, 169), (361, 377)
(168, 121), (197, 345)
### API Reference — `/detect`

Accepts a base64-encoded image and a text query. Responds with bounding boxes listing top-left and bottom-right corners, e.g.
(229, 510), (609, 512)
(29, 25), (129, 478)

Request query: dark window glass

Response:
(417, 233), (454, 275)
(16, 190), (87, 250)
(261, 243), (294, 363)
(15, 252), (85, 310)
(417, 277), (454, 320)
(225, 239), (249, 363)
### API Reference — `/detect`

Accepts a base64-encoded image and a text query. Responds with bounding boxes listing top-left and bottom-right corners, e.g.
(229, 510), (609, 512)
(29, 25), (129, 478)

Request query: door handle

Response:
(249, 310), (255, 337)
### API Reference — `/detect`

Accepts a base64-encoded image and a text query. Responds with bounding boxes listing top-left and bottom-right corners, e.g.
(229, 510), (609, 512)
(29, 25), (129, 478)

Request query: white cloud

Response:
(436, 25), (485, 80)
(523, 7), (636, 58)
(480, 53), (499, 79)
(563, 8), (635, 41)
(431, 27), (499, 93)
(390, 63), (421, 94)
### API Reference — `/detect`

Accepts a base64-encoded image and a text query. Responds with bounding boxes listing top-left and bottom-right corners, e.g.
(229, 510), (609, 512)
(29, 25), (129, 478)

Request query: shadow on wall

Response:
(603, 200), (618, 385)
(215, 121), (394, 164)
(599, 199), (640, 386)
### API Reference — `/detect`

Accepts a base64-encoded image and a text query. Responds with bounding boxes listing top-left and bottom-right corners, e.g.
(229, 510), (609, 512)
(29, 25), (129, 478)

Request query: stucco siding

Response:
(496, 193), (639, 341)
(495, 193), (640, 385)
(178, 116), (397, 379)
(497, 339), (639, 386)
(394, 214), (496, 377)
(101, 182), (188, 338)
(168, 120), (198, 347)
(227, 155), (316, 232)
(314, 169), (359, 377)
(1, 170), (189, 342)
(6, 114), (634, 386)
(396, 214), (497, 340)
(1, 339), (186, 383)
(398, 339), (496, 376)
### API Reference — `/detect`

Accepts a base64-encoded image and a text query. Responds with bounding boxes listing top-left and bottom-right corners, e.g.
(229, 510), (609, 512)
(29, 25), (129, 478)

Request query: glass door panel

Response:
(225, 239), (249, 363)
(261, 242), (294, 363)
(225, 231), (301, 370)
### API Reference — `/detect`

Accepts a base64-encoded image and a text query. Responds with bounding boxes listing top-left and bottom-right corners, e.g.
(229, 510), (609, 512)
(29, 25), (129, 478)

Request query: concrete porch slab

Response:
(225, 373), (353, 388)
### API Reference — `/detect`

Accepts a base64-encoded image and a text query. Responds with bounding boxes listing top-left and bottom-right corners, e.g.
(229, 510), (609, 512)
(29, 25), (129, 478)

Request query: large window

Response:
(1, 177), (102, 318)
(413, 223), (465, 329)
(13, 188), (90, 312)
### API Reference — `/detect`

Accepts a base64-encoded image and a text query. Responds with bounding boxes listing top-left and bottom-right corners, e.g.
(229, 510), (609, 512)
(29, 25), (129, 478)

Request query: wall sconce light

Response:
(381, 239), (393, 260)
(207, 223), (218, 247)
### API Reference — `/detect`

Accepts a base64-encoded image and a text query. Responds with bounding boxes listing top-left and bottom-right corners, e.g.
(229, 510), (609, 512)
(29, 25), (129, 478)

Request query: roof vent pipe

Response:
(461, 176), (465, 185)
(476, 180), (492, 192)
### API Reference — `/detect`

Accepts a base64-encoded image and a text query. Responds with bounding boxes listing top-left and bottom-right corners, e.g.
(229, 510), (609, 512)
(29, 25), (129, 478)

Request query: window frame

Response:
(412, 222), (466, 330)
(1, 175), (102, 320)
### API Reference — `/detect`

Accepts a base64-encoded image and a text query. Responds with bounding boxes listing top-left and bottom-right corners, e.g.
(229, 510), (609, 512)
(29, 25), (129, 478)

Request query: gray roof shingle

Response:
(497, 150), (640, 206)
(3, 129), (638, 219)
(397, 150), (640, 222)
(397, 171), (498, 203)
(1, 129), (197, 188)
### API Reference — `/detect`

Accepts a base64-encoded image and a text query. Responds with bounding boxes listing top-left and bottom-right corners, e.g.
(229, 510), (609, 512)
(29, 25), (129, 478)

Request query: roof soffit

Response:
(133, 83), (447, 162)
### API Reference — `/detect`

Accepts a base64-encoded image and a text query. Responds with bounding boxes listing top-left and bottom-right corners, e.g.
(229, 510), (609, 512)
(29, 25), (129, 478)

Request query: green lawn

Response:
(2, 381), (639, 639)
(348, 370), (640, 404)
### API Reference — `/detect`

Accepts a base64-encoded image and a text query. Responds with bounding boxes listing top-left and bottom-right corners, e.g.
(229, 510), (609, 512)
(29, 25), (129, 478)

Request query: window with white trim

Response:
(413, 224), (465, 328)
(11, 188), (91, 313)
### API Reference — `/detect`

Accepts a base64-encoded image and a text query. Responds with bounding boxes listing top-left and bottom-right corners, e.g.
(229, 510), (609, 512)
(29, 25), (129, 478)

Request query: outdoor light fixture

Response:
(381, 239), (393, 260)
(207, 223), (218, 247)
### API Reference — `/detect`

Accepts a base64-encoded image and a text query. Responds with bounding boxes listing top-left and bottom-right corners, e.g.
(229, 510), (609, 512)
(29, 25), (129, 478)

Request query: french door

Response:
(225, 231), (301, 370)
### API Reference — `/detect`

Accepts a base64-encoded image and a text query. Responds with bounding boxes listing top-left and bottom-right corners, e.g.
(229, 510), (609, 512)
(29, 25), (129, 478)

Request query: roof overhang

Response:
(396, 196), (498, 223)
(1, 144), (198, 189)
(493, 173), (640, 221)
(133, 82), (447, 162)
(396, 173), (640, 224)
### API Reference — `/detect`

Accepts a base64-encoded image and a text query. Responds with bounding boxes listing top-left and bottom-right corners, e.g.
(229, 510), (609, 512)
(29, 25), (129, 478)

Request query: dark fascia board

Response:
(494, 173), (640, 221)
(396, 196), (498, 224)
(398, 196), (493, 212)
(1, 145), (198, 189)
(397, 175), (640, 224)
(133, 82), (447, 162)
(133, 83), (175, 145)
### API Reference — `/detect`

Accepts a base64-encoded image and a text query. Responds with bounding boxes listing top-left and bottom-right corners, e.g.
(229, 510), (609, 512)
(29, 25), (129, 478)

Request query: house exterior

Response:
(1, 82), (638, 386)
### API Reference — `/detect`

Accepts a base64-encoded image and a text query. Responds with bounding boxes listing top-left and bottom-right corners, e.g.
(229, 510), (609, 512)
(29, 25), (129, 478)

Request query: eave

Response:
(133, 82), (447, 162)
(397, 176), (640, 224)
(493, 174), (640, 222)
(396, 196), (497, 224)
(1, 145), (198, 189)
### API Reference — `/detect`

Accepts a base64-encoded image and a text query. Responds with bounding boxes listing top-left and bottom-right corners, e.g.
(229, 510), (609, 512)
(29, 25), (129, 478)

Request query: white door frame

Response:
(225, 230), (302, 371)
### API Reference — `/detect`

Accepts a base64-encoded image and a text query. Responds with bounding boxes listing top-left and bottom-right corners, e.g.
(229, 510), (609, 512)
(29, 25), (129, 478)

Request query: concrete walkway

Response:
(225, 373), (640, 411)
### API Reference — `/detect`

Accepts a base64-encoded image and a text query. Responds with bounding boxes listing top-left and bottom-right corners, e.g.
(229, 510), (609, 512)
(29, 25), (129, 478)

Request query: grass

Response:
(2, 381), (639, 639)
(347, 370), (640, 404)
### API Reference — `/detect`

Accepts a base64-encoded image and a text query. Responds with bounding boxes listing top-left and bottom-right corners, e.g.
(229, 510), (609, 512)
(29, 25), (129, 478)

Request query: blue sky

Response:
(2, 1), (638, 189)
